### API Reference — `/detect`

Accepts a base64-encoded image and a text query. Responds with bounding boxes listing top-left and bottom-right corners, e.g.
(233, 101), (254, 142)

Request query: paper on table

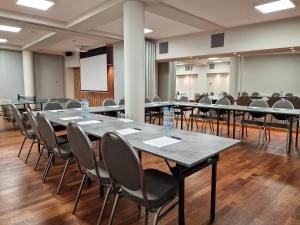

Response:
(274, 108), (290, 111)
(107, 105), (121, 108)
(73, 108), (82, 111)
(60, 116), (83, 121)
(77, 120), (102, 125)
(116, 128), (140, 136)
(49, 109), (64, 112)
(117, 118), (134, 123)
(143, 136), (181, 148)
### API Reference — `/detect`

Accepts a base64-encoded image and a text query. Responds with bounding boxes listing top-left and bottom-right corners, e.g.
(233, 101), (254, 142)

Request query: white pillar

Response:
(229, 56), (238, 98)
(22, 50), (35, 97)
(123, 0), (145, 122)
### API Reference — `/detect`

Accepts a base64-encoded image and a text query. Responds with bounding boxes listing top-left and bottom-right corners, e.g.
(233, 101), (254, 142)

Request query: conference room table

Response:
(0, 98), (47, 109)
(39, 109), (239, 225)
(177, 102), (300, 152)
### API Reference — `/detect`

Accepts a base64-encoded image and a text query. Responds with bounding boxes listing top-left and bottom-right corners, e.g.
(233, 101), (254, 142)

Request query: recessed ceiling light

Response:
(176, 63), (185, 66)
(16, 0), (54, 11)
(213, 60), (223, 63)
(208, 57), (218, 60)
(233, 52), (237, 55)
(291, 49), (296, 52)
(144, 28), (153, 34)
(290, 47), (294, 50)
(0, 25), (21, 32)
(0, 38), (8, 43)
(255, 0), (295, 14)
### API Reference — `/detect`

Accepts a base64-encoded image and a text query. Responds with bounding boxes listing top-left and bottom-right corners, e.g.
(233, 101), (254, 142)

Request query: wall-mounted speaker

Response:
(65, 51), (73, 57)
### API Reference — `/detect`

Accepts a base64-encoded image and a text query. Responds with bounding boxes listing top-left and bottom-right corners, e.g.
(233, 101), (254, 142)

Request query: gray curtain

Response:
(168, 61), (176, 101)
(145, 41), (156, 99)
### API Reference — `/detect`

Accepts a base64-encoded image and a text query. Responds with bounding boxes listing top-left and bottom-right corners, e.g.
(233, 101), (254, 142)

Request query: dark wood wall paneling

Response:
(74, 46), (114, 106)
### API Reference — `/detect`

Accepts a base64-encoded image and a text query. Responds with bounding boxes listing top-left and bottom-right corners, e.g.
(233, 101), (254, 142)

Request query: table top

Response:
(40, 110), (239, 167)
(0, 99), (47, 106)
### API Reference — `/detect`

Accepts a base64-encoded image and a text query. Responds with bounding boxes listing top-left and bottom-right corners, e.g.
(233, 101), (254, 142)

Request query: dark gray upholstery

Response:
(179, 96), (188, 102)
(27, 109), (42, 141)
(119, 98), (125, 106)
(241, 92), (248, 96)
(152, 96), (161, 102)
(215, 97), (230, 106)
(225, 95), (234, 105)
(103, 98), (116, 106)
(251, 92), (260, 97)
(65, 99), (81, 109)
(287, 96), (300, 109)
(267, 96), (281, 107)
(285, 93), (294, 97)
(272, 92), (280, 97)
(43, 102), (63, 110)
(237, 96), (251, 106)
(101, 131), (178, 214)
(145, 97), (151, 103)
(272, 100), (294, 121)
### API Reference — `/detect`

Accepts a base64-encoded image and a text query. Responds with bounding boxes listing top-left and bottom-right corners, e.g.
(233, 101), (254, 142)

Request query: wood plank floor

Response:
(1, 116), (300, 225)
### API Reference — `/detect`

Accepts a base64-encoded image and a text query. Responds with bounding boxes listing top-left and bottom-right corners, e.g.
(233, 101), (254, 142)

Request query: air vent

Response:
(211, 33), (224, 48)
(159, 42), (168, 54)
(185, 65), (193, 71)
(209, 64), (215, 69)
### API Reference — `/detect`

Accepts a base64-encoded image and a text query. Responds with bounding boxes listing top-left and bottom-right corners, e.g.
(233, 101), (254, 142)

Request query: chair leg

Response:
(152, 208), (162, 225)
(97, 187), (111, 225)
(42, 153), (54, 183)
(25, 139), (35, 164)
(18, 136), (27, 157)
(73, 174), (87, 214)
(34, 146), (44, 171)
(56, 160), (70, 195)
(108, 193), (120, 225)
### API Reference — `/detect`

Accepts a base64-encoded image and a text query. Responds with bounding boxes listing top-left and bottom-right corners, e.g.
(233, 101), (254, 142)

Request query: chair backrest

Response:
(225, 95), (234, 105)
(102, 98), (116, 106)
(249, 100), (269, 118)
(11, 104), (26, 135)
(179, 96), (188, 102)
(36, 113), (57, 151)
(272, 100), (294, 121)
(101, 132), (143, 191)
(43, 101), (63, 110)
(241, 92), (248, 96)
(67, 122), (99, 177)
(287, 96), (300, 109)
(215, 97), (230, 106)
(65, 99), (81, 109)
(26, 109), (42, 141)
(267, 96), (281, 107)
(199, 96), (212, 104)
(119, 98), (125, 106)
(145, 97), (151, 103)
(152, 96), (161, 102)
(251, 92), (260, 97)
(285, 93), (294, 97)
(237, 96), (251, 106)
(210, 92), (214, 96)
(271, 92), (280, 97)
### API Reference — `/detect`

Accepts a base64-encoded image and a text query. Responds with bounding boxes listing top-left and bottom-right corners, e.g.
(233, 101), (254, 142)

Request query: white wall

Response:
(240, 53), (300, 96)
(207, 73), (229, 95)
(65, 52), (80, 68)
(157, 17), (300, 60)
(113, 42), (124, 103)
(176, 62), (230, 99)
(64, 68), (74, 99)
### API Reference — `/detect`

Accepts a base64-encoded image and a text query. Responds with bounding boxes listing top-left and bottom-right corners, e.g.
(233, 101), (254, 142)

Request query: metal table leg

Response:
(288, 116), (293, 153)
(210, 161), (217, 222)
(227, 110), (230, 135)
(296, 116), (299, 147)
(233, 110), (236, 139)
(181, 107), (184, 130)
(178, 172), (185, 225)
(216, 115), (220, 136)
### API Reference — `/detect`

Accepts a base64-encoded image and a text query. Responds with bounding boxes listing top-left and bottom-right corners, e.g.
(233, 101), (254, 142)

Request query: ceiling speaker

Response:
(65, 51), (73, 57)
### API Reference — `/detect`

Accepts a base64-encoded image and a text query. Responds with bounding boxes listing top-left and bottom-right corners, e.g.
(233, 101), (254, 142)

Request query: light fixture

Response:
(144, 28), (153, 34)
(0, 38), (8, 43)
(208, 57), (218, 60)
(213, 60), (223, 63)
(176, 63), (185, 66)
(291, 49), (296, 52)
(16, 0), (54, 11)
(233, 52), (237, 55)
(255, 0), (295, 14)
(0, 25), (21, 33)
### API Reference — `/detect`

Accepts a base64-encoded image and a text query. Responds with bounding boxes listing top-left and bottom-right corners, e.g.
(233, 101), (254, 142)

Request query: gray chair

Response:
(65, 99), (81, 109)
(285, 93), (294, 97)
(174, 96), (191, 128)
(152, 96), (161, 102)
(251, 92), (260, 98)
(241, 92), (249, 96)
(119, 98), (125, 106)
(225, 94), (234, 105)
(43, 101), (63, 110)
(103, 98), (116, 106)
(11, 105), (37, 164)
(271, 92), (280, 97)
(266, 100), (295, 150)
(267, 96), (281, 107)
(101, 132), (178, 225)
(240, 100), (269, 145)
(67, 122), (110, 224)
(145, 97), (151, 103)
(287, 96), (300, 109)
(212, 97), (231, 136)
(36, 113), (73, 194)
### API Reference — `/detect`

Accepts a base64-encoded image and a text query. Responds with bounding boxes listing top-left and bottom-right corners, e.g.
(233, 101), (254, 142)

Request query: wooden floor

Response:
(1, 116), (300, 225)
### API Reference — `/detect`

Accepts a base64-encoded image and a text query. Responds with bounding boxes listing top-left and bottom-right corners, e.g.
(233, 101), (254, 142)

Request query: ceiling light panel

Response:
(16, 0), (55, 11)
(0, 25), (21, 32)
(255, 0), (295, 14)
(144, 28), (153, 34)
(0, 38), (8, 43)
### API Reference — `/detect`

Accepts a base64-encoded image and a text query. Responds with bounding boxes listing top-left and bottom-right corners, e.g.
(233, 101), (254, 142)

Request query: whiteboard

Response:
(80, 54), (108, 91)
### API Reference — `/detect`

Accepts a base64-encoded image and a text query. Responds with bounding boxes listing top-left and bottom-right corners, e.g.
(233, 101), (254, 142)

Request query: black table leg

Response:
(233, 111), (236, 139)
(181, 107), (183, 130)
(211, 161), (217, 222)
(242, 114), (245, 139)
(227, 110), (230, 135)
(178, 173), (185, 225)
(296, 116), (299, 147)
(288, 116), (293, 153)
(216, 115), (220, 136)
(190, 108), (194, 131)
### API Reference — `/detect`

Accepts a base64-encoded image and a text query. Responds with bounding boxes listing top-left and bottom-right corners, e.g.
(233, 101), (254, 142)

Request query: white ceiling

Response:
(0, 0), (299, 53)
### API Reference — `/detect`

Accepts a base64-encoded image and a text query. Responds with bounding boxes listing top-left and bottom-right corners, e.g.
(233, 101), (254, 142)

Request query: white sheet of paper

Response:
(73, 108), (82, 111)
(143, 136), (181, 148)
(77, 120), (101, 125)
(117, 118), (134, 123)
(49, 110), (64, 112)
(107, 105), (120, 108)
(60, 116), (83, 121)
(116, 128), (140, 136)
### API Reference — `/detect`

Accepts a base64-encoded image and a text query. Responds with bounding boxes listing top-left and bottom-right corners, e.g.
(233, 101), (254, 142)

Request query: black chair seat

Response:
(241, 119), (265, 126)
(86, 160), (110, 184)
(88, 134), (99, 142)
(57, 134), (69, 145)
(53, 143), (73, 159)
(265, 122), (290, 129)
(27, 129), (36, 139)
(122, 169), (178, 209)
(190, 113), (209, 119)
